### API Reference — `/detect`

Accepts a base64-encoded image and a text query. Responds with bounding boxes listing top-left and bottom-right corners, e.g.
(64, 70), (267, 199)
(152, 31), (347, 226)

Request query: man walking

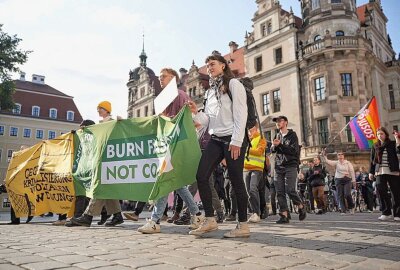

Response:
(271, 116), (306, 224)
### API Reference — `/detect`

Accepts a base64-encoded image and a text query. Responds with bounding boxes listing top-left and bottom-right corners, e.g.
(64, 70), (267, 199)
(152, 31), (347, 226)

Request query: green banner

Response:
(72, 106), (201, 202)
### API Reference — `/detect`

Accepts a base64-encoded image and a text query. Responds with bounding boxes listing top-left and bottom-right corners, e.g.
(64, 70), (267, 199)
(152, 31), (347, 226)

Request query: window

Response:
(311, 0), (320, 10)
(314, 77), (326, 101)
(7, 150), (13, 163)
(13, 103), (21, 114)
(336, 30), (344, 36)
(274, 48), (282, 65)
(255, 56), (263, 72)
(389, 84), (395, 109)
(144, 106), (149, 117)
(9, 127), (18, 137)
(267, 22), (272, 35)
(23, 128), (31, 138)
(49, 108), (57, 119)
(318, 118), (329, 145)
(341, 73), (353, 96)
(32, 106), (40, 117)
(314, 35), (322, 42)
(140, 87), (145, 97)
(262, 93), (270, 115)
(36, 129), (44, 139)
(66, 111), (74, 121)
(48, 131), (56, 139)
(136, 109), (141, 117)
(345, 116), (354, 143)
(261, 22), (267, 37)
(0, 125), (4, 136)
(273, 90), (281, 112)
(331, 0), (341, 3)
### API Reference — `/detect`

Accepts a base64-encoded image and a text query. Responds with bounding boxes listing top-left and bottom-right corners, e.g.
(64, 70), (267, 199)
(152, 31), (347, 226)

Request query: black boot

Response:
(105, 212), (124, 227)
(98, 213), (111, 225)
(216, 211), (225, 223)
(70, 214), (93, 227)
(276, 213), (289, 224)
(26, 216), (33, 223)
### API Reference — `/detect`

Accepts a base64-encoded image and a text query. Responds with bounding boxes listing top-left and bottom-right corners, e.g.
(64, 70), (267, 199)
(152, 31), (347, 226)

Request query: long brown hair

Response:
(205, 54), (234, 94)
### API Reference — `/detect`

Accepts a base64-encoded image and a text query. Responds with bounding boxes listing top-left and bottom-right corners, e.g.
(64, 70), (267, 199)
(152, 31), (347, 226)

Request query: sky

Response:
(1, 0), (399, 122)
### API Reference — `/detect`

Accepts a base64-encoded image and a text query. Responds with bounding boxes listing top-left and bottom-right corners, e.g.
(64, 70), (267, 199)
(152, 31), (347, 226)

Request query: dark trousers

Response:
(224, 179), (237, 216)
(258, 175), (266, 215)
(197, 138), (248, 222)
(134, 201), (146, 216)
(335, 178), (354, 211)
(308, 183), (315, 210)
(11, 206), (20, 224)
(270, 181), (277, 214)
(74, 196), (90, 218)
(361, 185), (374, 211)
(376, 174), (400, 217)
(274, 166), (302, 213)
(312, 186), (326, 210)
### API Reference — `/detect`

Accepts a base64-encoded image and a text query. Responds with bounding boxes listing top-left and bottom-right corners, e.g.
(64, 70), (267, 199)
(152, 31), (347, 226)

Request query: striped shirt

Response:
(377, 149), (399, 176)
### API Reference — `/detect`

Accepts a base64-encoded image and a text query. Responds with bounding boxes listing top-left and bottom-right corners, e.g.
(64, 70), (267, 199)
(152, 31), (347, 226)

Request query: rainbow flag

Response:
(349, 96), (380, 150)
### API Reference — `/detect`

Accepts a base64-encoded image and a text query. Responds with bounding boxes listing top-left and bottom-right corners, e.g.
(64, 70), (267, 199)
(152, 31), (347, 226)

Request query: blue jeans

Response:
(151, 186), (199, 222)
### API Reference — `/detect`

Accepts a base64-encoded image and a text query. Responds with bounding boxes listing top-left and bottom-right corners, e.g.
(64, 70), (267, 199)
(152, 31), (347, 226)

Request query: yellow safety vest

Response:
(244, 135), (265, 169)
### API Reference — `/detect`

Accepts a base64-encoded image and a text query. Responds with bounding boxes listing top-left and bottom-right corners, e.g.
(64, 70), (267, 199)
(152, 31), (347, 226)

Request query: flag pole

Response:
(324, 97), (374, 149)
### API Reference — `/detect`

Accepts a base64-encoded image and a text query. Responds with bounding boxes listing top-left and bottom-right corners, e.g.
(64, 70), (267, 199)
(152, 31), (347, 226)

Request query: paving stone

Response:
(22, 261), (71, 270)
(0, 264), (26, 270)
(93, 252), (132, 261)
(73, 260), (117, 269)
(52, 254), (93, 264)
(139, 264), (186, 270)
(154, 256), (213, 268)
(115, 258), (161, 268)
(6, 255), (50, 265)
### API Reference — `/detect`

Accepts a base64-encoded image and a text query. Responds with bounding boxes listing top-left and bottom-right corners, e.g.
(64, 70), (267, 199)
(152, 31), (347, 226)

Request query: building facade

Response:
(0, 74), (82, 211)
(245, 0), (400, 168)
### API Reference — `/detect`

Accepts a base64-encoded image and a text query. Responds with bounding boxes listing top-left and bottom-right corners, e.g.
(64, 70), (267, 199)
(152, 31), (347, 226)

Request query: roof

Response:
(280, 9), (302, 29)
(0, 80), (83, 123)
(129, 66), (162, 96)
(356, 3), (372, 26)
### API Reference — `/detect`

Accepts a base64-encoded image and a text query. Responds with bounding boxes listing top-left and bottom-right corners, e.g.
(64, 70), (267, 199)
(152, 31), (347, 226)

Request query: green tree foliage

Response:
(0, 24), (30, 110)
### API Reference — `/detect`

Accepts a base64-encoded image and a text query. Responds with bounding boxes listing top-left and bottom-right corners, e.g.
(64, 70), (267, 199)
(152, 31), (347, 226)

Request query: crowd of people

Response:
(2, 52), (400, 238)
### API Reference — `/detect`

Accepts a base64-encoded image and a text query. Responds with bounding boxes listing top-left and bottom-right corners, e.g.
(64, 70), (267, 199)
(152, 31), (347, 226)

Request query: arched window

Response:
(314, 35), (322, 41)
(336, 30), (344, 36)
(267, 23), (272, 34)
(32, 106), (40, 117)
(66, 111), (74, 121)
(49, 108), (57, 119)
(13, 103), (21, 114)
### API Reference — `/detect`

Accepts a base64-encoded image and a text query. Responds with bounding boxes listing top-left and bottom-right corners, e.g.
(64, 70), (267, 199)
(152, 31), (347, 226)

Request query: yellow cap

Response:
(97, 101), (111, 113)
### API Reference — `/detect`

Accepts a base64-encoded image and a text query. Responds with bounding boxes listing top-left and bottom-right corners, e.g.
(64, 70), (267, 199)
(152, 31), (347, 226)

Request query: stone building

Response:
(245, 0), (399, 168)
(0, 74), (82, 211)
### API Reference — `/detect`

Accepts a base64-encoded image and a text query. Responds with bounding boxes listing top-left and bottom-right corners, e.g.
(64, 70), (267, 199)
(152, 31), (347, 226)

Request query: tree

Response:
(0, 24), (30, 110)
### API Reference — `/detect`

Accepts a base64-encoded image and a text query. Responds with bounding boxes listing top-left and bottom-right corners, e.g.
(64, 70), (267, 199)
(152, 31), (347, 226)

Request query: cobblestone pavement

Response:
(0, 211), (399, 270)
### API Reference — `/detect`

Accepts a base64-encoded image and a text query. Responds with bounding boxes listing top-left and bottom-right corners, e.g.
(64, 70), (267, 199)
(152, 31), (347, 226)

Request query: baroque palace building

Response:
(245, 0), (400, 166)
(127, 0), (399, 167)
(0, 74), (82, 211)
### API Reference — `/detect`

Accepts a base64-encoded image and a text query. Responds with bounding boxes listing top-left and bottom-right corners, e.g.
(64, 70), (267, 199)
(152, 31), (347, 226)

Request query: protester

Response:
(369, 127), (400, 221)
(307, 157), (327, 214)
(188, 53), (249, 238)
(322, 149), (356, 215)
(271, 115), (306, 224)
(137, 68), (204, 234)
(69, 102), (124, 227)
(244, 123), (266, 223)
(356, 166), (374, 212)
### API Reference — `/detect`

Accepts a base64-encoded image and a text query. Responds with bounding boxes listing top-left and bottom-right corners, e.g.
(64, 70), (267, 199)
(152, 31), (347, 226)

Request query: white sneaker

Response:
(137, 219), (160, 234)
(223, 222), (250, 238)
(248, 213), (260, 223)
(378, 215), (393, 221)
(189, 214), (205, 230)
(394, 217), (400, 222)
(189, 217), (218, 236)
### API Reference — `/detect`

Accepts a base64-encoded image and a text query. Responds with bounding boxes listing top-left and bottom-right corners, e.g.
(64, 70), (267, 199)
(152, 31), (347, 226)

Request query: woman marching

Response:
(369, 127), (400, 221)
(188, 53), (249, 238)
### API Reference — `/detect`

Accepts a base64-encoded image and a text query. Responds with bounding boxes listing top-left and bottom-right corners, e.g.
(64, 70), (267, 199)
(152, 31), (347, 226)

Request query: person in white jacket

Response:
(188, 53), (249, 238)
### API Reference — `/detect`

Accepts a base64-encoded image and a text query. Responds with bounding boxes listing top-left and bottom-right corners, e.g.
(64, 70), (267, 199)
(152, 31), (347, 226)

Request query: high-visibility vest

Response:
(244, 135), (265, 169)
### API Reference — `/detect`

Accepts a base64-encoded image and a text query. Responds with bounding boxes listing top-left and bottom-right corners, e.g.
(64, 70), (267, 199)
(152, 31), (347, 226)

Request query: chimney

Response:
(229, 41), (239, 54)
(20, 72), (26, 81)
(32, 74), (45, 84)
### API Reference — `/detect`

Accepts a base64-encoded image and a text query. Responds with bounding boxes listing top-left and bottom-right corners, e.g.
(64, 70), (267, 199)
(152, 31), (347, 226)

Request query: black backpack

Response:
(227, 77), (258, 129)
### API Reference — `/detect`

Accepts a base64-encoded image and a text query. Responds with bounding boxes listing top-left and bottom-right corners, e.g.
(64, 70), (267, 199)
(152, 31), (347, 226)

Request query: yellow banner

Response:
(5, 133), (75, 218)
